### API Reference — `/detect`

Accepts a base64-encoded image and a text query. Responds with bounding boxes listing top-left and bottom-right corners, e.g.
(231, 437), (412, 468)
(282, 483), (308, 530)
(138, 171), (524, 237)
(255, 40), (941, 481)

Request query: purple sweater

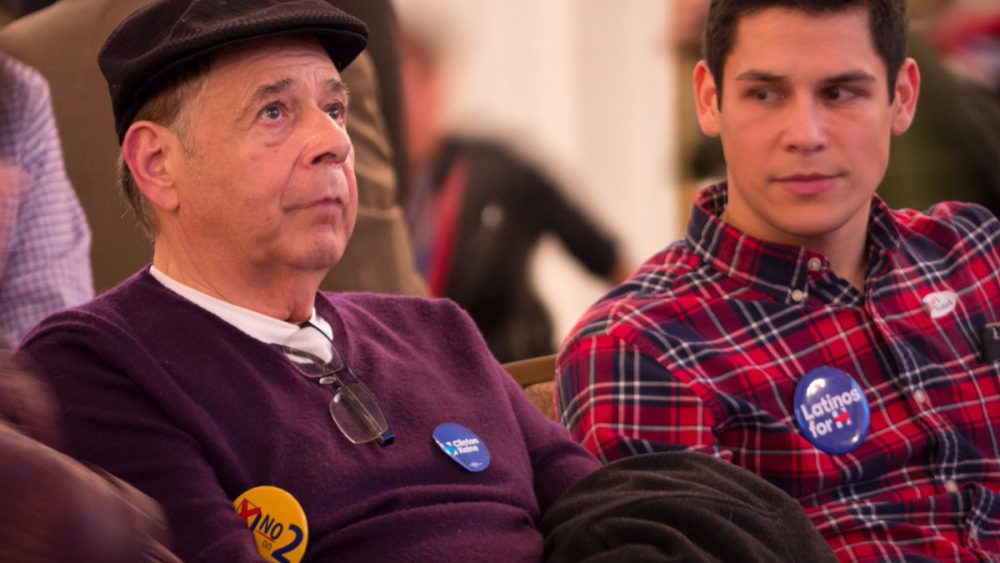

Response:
(20, 271), (598, 561)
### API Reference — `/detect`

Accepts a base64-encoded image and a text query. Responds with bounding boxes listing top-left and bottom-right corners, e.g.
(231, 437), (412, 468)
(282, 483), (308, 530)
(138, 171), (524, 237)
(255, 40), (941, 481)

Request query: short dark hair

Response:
(703, 0), (908, 106)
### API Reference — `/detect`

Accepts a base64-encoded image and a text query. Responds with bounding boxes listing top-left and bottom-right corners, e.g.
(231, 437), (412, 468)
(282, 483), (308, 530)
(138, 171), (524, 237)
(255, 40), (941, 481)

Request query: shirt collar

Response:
(685, 182), (901, 302)
(866, 195), (903, 255)
(148, 266), (334, 351)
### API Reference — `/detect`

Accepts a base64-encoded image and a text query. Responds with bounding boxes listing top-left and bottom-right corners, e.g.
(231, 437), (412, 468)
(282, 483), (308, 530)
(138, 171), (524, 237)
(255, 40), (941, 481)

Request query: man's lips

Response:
(773, 173), (841, 196)
(288, 196), (345, 212)
(312, 196), (344, 208)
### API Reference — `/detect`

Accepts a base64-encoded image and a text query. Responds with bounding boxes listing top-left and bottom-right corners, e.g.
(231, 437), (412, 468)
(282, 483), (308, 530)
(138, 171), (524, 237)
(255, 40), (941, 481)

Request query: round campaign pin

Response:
(233, 486), (309, 563)
(433, 422), (491, 472)
(794, 367), (870, 455)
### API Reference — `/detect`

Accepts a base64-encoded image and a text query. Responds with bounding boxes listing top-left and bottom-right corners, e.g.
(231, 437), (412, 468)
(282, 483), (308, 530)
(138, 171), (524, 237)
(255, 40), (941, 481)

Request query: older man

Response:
(0, 0), (423, 296)
(18, 1), (600, 560)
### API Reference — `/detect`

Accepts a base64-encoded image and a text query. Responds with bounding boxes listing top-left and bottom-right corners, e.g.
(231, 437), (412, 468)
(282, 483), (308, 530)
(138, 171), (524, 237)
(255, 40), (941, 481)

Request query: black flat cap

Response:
(99, 0), (369, 143)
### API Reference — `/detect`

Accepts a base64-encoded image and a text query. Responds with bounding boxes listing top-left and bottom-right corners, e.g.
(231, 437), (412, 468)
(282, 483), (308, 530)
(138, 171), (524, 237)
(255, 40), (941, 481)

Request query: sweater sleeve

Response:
(495, 352), (600, 513)
(19, 314), (262, 562)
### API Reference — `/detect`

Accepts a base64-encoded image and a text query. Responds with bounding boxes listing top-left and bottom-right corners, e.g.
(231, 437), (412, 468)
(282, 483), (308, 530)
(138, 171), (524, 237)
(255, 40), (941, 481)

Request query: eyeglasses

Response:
(274, 323), (394, 447)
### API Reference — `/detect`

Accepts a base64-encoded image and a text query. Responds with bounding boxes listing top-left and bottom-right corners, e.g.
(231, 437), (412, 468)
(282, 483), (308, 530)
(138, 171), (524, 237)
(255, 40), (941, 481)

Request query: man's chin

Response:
(291, 244), (347, 275)
(307, 253), (344, 273)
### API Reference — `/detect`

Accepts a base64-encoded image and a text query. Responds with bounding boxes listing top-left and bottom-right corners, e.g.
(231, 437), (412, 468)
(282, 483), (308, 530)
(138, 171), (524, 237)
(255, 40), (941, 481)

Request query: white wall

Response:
(395, 0), (680, 348)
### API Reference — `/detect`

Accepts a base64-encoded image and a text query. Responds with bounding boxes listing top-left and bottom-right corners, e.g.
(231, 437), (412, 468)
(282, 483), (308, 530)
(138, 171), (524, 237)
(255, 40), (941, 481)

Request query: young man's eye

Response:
(747, 88), (781, 103)
(823, 86), (859, 102)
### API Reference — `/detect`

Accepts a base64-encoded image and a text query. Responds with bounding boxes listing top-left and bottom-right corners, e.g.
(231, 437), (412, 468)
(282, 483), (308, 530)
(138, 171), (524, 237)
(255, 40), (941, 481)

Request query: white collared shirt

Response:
(149, 266), (334, 362)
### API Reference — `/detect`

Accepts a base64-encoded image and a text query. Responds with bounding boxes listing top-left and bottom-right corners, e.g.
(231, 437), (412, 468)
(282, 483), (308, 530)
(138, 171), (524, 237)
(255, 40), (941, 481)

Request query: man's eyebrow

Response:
(733, 69), (877, 85)
(249, 77), (350, 102)
(250, 78), (295, 103)
(235, 78), (294, 122)
(734, 70), (786, 83)
(324, 78), (350, 102)
(822, 71), (877, 85)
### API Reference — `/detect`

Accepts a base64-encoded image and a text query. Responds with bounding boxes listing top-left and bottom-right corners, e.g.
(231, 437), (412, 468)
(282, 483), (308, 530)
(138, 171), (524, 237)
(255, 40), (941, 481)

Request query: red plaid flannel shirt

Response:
(557, 183), (1000, 561)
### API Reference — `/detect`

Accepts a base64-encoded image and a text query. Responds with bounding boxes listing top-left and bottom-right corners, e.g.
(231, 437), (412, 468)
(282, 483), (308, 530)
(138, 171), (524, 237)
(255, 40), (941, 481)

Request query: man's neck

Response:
(827, 241), (869, 293)
(152, 245), (322, 324)
(719, 208), (870, 293)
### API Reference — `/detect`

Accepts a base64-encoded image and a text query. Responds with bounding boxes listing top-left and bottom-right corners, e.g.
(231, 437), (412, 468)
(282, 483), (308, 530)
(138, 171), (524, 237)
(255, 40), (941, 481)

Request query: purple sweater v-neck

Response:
(21, 270), (599, 561)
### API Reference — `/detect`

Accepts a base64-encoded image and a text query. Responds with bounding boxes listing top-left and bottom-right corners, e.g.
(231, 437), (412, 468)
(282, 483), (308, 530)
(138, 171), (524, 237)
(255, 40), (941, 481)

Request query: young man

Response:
(18, 1), (601, 560)
(557, 0), (1000, 559)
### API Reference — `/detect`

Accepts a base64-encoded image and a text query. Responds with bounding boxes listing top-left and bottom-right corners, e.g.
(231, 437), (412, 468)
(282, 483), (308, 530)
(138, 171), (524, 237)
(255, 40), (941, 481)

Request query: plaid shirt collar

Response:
(684, 182), (902, 306)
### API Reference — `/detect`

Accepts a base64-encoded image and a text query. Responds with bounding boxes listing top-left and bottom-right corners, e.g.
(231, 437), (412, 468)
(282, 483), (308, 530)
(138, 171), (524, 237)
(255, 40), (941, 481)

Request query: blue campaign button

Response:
(433, 423), (491, 472)
(794, 367), (870, 455)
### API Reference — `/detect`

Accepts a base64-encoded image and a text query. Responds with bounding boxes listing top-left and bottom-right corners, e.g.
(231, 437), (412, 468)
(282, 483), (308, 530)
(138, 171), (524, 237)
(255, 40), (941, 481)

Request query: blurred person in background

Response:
(0, 340), (178, 562)
(928, 0), (1000, 95)
(0, 50), (92, 344)
(0, 0), (52, 16)
(399, 18), (630, 363)
(880, 0), (1000, 214)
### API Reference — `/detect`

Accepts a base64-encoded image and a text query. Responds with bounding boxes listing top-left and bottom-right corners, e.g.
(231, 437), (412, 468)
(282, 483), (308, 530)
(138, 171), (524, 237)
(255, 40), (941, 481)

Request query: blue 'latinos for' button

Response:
(794, 367), (870, 455)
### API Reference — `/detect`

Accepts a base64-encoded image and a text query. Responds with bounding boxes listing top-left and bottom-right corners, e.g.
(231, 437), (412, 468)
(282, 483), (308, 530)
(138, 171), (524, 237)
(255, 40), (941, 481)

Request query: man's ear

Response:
(121, 121), (181, 212)
(891, 58), (921, 136)
(693, 61), (721, 138)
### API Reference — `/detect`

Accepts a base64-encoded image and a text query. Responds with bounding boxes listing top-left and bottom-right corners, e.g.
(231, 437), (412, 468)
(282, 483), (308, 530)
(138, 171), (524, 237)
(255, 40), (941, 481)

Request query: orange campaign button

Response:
(234, 486), (309, 563)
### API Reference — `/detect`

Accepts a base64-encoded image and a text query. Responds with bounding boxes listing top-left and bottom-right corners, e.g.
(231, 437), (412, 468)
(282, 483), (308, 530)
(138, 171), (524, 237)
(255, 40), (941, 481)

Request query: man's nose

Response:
(781, 97), (827, 154)
(302, 106), (351, 166)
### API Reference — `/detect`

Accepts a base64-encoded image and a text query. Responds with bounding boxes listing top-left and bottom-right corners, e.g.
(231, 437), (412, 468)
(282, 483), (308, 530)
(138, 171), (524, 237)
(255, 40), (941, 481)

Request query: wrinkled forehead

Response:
(193, 35), (344, 108)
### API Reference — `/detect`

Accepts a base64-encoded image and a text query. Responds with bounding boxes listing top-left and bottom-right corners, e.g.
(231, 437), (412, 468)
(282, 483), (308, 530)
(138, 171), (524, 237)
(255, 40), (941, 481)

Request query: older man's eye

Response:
(327, 102), (346, 123)
(260, 104), (284, 121)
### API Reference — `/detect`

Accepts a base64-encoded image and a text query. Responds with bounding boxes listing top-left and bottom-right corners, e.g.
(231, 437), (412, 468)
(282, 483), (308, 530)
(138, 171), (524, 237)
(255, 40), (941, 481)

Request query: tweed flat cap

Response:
(99, 0), (369, 143)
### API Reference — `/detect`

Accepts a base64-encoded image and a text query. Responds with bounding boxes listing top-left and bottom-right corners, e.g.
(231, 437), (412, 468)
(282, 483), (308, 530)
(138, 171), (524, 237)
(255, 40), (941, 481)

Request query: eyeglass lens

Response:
(279, 323), (394, 447)
(327, 380), (393, 445)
